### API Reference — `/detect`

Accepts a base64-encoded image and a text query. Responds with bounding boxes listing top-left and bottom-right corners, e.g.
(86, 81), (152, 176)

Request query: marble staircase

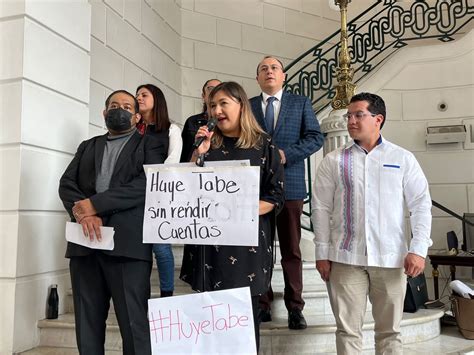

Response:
(21, 245), (445, 354)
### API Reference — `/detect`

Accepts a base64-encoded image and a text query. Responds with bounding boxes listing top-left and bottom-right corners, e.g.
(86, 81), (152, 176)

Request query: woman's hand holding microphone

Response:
(192, 117), (218, 161)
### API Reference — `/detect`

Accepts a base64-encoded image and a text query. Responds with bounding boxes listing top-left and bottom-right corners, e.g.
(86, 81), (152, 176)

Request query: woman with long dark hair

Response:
(179, 81), (284, 350)
(136, 84), (183, 297)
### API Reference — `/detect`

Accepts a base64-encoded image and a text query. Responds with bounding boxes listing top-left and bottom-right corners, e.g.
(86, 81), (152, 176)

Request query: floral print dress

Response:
(179, 134), (285, 296)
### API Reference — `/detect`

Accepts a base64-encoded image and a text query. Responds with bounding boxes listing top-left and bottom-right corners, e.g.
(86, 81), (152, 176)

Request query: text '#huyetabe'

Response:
(149, 302), (249, 345)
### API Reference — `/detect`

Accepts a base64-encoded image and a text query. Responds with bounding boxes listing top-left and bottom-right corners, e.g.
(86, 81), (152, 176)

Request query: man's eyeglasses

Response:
(343, 111), (377, 121)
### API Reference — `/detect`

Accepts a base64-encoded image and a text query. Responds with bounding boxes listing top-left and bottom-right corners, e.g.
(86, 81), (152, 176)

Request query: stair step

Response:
(37, 309), (442, 353)
(36, 309), (443, 353)
(37, 314), (120, 350)
(19, 346), (122, 354)
(260, 309), (443, 354)
(67, 261), (368, 317)
(271, 290), (333, 316)
(65, 286), (371, 318)
(65, 283), (192, 314)
(261, 309), (443, 332)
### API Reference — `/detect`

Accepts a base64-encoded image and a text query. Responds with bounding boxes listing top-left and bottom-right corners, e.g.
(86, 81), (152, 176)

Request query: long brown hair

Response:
(136, 84), (171, 133)
(208, 81), (265, 149)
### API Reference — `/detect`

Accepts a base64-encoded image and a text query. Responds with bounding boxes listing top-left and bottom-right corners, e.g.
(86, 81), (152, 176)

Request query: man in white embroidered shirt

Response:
(311, 92), (432, 355)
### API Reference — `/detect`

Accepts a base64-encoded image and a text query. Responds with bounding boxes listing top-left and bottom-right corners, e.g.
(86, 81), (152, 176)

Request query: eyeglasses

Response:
(258, 65), (283, 73)
(342, 111), (377, 121)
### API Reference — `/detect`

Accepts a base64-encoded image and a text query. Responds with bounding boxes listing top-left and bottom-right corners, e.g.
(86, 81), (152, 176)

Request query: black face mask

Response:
(105, 108), (133, 132)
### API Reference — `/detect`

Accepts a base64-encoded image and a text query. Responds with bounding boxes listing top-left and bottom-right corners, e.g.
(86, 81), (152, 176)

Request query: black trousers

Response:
(260, 200), (305, 311)
(69, 253), (152, 355)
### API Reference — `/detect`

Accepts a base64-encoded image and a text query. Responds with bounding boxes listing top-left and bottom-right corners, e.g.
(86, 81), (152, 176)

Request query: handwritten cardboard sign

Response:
(143, 161), (260, 246)
(148, 287), (256, 354)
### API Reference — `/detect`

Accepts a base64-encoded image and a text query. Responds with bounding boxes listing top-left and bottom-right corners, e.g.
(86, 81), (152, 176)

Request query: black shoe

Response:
(259, 309), (272, 322)
(160, 290), (173, 298)
(288, 309), (307, 330)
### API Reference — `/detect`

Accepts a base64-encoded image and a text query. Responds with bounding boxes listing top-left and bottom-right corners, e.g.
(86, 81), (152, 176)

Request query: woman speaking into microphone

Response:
(179, 81), (285, 350)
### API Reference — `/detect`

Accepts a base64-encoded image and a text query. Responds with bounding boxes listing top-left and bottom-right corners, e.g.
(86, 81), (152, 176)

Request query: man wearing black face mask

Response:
(58, 90), (168, 355)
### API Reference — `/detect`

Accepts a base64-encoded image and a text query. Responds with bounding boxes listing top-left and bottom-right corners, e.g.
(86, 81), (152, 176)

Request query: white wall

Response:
(0, 0), (91, 353)
(89, 0), (182, 135)
(88, 0), (378, 128)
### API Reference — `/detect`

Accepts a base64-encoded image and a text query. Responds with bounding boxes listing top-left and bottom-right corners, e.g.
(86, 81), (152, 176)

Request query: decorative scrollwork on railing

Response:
(284, 0), (474, 115)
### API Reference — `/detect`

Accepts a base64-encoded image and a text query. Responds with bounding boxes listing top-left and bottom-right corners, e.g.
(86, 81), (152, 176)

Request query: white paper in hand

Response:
(65, 222), (115, 250)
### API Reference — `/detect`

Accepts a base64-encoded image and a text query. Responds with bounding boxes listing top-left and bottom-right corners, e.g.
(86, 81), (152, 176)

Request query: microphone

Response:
(192, 117), (218, 150)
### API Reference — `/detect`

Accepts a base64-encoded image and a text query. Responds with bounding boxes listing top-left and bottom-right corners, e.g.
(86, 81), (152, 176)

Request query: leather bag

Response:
(403, 273), (429, 313)
(451, 294), (474, 339)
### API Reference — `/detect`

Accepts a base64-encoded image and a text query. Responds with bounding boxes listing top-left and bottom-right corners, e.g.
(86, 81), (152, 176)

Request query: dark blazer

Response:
(58, 131), (167, 261)
(180, 112), (208, 162)
(250, 91), (324, 200)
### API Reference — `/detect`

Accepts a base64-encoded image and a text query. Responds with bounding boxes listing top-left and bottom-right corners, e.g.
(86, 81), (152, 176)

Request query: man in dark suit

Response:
(59, 90), (167, 355)
(250, 56), (324, 330)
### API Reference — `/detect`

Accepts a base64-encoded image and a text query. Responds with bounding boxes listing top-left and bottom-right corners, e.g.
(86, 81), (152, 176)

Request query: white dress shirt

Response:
(164, 123), (183, 164)
(261, 89), (283, 129)
(311, 137), (432, 268)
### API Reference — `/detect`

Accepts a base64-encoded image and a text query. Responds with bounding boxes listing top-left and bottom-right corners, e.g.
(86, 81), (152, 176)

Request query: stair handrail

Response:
(283, 0), (474, 115)
(432, 200), (474, 226)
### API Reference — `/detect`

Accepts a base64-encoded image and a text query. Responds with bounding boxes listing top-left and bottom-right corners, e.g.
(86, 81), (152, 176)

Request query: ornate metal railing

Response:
(284, 0), (474, 116)
(296, 0), (473, 232)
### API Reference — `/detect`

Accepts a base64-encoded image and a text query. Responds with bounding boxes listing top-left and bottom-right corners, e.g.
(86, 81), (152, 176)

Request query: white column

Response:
(320, 109), (351, 155)
(0, 1), (91, 352)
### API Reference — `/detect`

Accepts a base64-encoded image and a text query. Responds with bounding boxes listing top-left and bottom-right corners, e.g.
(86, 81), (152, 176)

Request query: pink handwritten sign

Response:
(148, 287), (256, 354)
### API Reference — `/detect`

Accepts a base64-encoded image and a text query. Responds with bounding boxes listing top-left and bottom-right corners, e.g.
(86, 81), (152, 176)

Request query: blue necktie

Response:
(265, 96), (276, 135)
